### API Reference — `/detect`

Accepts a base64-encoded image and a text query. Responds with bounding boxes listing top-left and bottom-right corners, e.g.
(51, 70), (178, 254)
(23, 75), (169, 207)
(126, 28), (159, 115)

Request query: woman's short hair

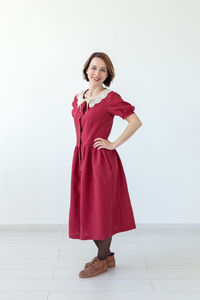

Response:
(83, 52), (115, 87)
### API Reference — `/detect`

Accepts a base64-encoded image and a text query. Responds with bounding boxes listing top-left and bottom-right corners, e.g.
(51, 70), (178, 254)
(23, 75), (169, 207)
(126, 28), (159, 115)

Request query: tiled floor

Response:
(0, 224), (200, 299)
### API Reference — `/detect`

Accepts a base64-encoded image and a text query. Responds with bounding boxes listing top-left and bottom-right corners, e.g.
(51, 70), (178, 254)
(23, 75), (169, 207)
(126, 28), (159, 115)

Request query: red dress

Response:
(68, 88), (136, 240)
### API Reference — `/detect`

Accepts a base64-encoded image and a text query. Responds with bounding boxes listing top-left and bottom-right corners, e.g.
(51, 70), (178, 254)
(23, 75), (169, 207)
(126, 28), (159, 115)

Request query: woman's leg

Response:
(93, 240), (99, 249)
(93, 236), (112, 260)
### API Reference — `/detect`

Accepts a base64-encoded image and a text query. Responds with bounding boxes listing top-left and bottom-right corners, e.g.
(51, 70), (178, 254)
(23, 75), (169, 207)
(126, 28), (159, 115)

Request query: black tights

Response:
(93, 236), (113, 260)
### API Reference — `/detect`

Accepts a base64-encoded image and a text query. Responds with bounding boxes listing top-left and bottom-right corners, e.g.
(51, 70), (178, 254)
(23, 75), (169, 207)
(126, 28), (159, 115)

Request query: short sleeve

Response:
(107, 92), (135, 119)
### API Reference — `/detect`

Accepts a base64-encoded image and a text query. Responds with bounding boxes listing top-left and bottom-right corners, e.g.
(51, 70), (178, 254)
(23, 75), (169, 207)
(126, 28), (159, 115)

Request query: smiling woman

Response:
(68, 51), (142, 278)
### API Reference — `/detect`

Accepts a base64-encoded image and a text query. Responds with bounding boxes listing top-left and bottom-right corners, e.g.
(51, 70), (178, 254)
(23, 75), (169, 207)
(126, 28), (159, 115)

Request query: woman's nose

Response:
(94, 70), (100, 76)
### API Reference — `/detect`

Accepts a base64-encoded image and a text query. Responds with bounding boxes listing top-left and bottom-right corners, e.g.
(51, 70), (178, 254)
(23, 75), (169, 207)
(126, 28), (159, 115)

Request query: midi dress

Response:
(68, 88), (137, 240)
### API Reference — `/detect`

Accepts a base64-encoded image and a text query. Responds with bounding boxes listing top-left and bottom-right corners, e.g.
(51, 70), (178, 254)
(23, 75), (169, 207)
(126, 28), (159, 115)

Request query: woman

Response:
(69, 52), (142, 278)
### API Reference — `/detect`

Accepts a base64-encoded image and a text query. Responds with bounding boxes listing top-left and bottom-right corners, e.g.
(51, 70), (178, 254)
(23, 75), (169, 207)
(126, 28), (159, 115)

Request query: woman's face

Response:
(86, 57), (108, 87)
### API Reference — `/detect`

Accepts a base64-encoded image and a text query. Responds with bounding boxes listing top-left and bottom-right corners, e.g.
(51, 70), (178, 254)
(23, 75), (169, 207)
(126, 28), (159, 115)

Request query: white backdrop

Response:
(0, 0), (199, 224)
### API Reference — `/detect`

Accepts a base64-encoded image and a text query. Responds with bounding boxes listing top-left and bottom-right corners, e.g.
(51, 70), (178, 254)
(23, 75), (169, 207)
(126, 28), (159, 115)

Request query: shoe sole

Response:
(79, 266), (108, 278)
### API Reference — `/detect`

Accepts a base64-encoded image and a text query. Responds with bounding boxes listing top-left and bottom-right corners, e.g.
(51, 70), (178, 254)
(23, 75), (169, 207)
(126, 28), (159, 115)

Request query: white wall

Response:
(0, 0), (199, 224)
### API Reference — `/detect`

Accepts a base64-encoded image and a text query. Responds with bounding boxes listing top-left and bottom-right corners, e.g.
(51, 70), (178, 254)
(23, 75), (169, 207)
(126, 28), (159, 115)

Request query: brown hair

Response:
(83, 52), (115, 87)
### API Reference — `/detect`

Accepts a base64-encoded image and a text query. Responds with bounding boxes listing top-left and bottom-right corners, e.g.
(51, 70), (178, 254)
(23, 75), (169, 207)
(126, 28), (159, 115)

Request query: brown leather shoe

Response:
(106, 252), (115, 267)
(84, 252), (115, 268)
(79, 257), (108, 278)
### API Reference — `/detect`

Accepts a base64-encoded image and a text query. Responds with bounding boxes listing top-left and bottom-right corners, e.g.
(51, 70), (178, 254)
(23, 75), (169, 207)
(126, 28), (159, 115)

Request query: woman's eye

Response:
(91, 67), (106, 71)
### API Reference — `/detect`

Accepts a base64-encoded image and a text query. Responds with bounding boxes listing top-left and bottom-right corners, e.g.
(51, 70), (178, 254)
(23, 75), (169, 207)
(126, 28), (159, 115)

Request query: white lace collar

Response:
(77, 88), (112, 108)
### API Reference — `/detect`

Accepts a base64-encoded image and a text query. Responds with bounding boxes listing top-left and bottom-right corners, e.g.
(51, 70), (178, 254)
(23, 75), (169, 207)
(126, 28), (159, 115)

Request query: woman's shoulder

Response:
(74, 90), (84, 99)
(107, 90), (123, 101)
(107, 89), (122, 97)
(72, 91), (84, 106)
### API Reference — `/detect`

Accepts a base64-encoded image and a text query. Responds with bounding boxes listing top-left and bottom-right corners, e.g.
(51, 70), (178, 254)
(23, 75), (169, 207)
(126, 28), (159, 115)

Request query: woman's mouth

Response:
(93, 78), (100, 81)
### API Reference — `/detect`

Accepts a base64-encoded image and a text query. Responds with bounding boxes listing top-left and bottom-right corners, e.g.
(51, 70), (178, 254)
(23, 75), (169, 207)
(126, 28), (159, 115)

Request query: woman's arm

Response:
(113, 113), (142, 149)
(93, 113), (142, 150)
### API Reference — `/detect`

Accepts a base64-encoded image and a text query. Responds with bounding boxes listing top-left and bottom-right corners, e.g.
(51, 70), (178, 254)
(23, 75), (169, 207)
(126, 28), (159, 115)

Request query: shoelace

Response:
(87, 259), (104, 270)
(85, 257), (98, 267)
(85, 253), (114, 267)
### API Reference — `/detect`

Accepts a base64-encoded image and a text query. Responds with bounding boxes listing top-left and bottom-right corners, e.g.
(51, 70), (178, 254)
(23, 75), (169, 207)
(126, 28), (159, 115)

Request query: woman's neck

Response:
(84, 86), (106, 99)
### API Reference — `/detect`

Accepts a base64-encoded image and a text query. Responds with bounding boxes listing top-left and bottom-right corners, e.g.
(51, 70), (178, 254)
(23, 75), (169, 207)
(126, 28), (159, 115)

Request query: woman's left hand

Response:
(93, 138), (116, 150)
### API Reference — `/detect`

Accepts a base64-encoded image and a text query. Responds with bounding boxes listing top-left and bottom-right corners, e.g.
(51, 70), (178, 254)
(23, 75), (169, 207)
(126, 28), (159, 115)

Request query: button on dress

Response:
(69, 88), (136, 240)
